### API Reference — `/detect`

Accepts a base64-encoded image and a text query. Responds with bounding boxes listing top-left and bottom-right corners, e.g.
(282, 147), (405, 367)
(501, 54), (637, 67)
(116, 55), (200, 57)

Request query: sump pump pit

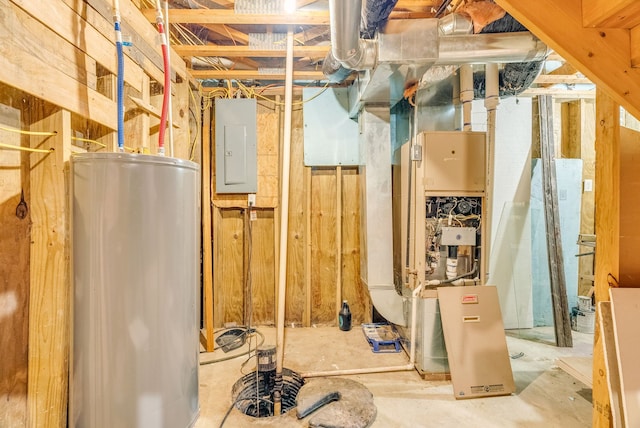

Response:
(231, 345), (304, 418)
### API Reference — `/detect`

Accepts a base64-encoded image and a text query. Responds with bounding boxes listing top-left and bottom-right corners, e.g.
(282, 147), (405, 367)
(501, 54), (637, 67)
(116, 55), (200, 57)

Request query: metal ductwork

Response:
(324, 0), (547, 113)
(333, 1), (548, 326)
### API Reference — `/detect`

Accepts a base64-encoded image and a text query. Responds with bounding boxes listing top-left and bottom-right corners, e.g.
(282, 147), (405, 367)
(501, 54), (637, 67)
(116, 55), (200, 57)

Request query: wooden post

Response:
(27, 108), (71, 427)
(592, 88), (620, 428)
(539, 95), (573, 347)
(335, 166), (342, 323)
(304, 166), (312, 327)
(201, 103), (214, 351)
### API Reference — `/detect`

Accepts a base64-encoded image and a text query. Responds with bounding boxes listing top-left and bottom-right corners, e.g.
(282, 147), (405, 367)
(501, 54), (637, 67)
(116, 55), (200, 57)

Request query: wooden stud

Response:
(335, 166), (342, 323)
(304, 166), (312, 327)
(201, 104), (214, 351)
(592, 88), (620, 428)
(0, 97), (29, 427)
(538, 95), (573, 348)
(578, 100), (597, 297)
(27, 108), (71, 428)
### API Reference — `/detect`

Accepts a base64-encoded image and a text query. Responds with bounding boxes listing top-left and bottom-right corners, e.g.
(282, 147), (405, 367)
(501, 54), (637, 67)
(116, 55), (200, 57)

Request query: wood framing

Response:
(582, 0), (640, 28)
(495, 0), (640, 120)
(201, 104), (214, 351)
(593, 88), (620, 427)
(27, 108), (71, 428)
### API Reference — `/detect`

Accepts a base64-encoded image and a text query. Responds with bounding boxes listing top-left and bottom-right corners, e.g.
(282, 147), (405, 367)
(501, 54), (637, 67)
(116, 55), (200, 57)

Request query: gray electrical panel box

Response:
(215, 98), (257, 193)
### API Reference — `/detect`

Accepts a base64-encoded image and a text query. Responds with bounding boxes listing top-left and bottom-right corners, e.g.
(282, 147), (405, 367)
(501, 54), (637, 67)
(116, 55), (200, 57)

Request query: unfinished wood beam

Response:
(631, 25), (640, 67)
(335, 166), (342, 324)
(143, 8), (330, 25)
(202, 24), (250, 45)
(520, 88), (595, 99)
(533, 75), (592, 85)
(27, 108), (71, 428)
(174, 45), (329, 59)
(495, 0), (640, 121)
(539, 95), (573, 348)
(582, 0), (640, 28)
(304, 167), (312, 327)
(592, 88), (620, 428)
(190, 69), (325, 81)
(201, 104), (214, 351)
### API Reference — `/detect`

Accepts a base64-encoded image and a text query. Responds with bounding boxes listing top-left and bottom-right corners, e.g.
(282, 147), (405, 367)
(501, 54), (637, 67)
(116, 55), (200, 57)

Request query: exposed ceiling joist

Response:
(533, 75), (592, 85)
(149, 9), (330, 25)
(190, 69), (325, 80)
(202, 24), (249, 44)
(520, 88), (595, 99)
(174, 45), (329, 59)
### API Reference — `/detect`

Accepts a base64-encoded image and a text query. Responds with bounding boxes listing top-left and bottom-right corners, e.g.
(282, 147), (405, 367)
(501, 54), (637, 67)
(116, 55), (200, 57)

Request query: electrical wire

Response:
(0, 125), (57, 136)
(199, 328), (265, 366)
(0, 142), (53, 153)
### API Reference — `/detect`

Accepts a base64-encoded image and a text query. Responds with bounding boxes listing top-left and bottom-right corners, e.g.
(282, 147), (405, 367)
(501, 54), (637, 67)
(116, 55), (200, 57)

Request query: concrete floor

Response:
(196, 326), (593, 428)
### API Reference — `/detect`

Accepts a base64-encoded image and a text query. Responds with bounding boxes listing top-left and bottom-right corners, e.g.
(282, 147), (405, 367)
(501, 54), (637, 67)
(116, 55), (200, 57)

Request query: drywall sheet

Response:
(530, 159), (582, 326)
(438, 285), (515, 399)
(472, 98), (533, 328)
(489, 202), (533, 329)
(302, 87), (359, 166)
(598, 301), (624, 428)
(610, 288), (640, 426)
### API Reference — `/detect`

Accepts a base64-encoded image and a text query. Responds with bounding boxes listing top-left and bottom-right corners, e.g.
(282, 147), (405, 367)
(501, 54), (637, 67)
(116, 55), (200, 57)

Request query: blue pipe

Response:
(115, 21), (125, 151)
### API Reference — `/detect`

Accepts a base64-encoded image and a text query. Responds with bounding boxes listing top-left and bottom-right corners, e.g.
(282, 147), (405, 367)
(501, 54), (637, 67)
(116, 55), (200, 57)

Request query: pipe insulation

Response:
(113, 0), (125, 152)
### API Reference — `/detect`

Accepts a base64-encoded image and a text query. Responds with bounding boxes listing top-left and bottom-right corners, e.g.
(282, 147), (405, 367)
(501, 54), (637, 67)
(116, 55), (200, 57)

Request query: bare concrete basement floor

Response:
(196, 327), (593, 428)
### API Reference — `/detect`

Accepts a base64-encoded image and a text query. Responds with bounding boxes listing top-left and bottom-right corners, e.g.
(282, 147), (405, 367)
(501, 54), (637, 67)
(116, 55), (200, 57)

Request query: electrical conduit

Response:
(301, 283), (423, 378)
(113, 0), (125, 152)
(154, 0), (169, 156)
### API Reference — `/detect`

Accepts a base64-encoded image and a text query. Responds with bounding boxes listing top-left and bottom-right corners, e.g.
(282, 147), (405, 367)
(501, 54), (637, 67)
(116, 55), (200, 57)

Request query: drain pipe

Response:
(301, 283), (423, 378)
(460, 64), (474, 131)
(483, 63), (499, 283)
(273, 27), (295, 416)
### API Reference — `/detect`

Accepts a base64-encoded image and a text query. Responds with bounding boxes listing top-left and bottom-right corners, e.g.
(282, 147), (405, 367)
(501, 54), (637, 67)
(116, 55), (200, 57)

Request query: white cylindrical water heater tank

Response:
(70, 153), (200, 428)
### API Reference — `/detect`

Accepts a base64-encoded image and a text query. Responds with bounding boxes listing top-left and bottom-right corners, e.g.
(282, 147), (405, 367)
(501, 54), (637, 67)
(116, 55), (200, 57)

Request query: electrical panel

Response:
(215, 98), (257, 194)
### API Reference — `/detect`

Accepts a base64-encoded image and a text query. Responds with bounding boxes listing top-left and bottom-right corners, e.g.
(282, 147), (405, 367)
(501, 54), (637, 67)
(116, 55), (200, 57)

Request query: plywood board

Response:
(610, 288), (640, 425)
(311, 168), (337, 325)
(250, 210), (276, 325)
(438, 285), (515, 399)
(0, 100), (29, 428)
(598, 301), (624, 428)
(557, 357), (593, 388)
(213, 207), (244, 327)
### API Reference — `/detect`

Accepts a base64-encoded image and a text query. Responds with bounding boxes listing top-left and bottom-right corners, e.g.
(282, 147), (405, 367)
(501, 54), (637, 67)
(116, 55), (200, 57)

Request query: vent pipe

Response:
(328, 0), (376, 70)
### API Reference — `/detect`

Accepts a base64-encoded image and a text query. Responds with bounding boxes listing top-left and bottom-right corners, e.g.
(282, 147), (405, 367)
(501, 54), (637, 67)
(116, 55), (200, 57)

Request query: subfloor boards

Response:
(197, 327), (593, 427)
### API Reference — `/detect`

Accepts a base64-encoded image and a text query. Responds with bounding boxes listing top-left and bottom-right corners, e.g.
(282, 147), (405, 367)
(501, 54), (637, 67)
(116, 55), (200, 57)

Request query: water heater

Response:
(70, 153), (200, 428)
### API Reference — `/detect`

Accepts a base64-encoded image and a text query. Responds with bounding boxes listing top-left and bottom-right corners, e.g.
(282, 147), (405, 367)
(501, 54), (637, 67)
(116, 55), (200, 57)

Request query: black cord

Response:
(219, 397), (274, 428)
(199, 329), (265, 365)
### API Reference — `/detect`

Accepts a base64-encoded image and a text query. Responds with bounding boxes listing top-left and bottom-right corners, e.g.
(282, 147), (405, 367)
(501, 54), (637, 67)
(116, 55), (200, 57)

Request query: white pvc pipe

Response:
(483, 63), (499, 283)
(301, 283), (423, 378)
(460, 64), (473, 132)
(274, 27), (295, 414)
(165, 0), (174, 157)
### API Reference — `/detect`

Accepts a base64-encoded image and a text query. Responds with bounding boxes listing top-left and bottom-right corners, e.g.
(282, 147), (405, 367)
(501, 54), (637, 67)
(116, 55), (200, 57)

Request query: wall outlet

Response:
(248, 193), (256, 206)
(584, 179), (593, 192)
